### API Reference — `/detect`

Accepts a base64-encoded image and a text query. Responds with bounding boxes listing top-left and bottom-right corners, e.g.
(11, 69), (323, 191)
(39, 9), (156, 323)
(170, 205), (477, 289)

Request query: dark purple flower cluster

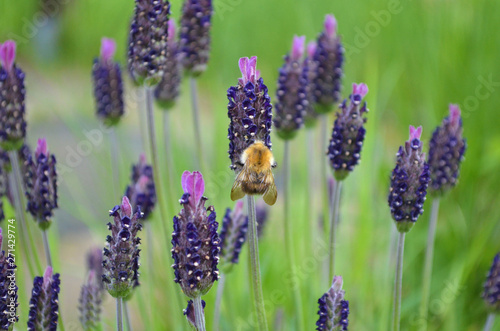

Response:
(125, 154), (156, 220)
(316, 276), (349, 331)
(311, 15), (344, 114)
(482, 253), (500, 312)
(155, 20), (182, 109)
(388, 126), (431, 233)
(0, 41), (26, 151)
(92, 38), (124, 127)
(102, 196), (143, 298)
(227, 57), (273, 172)
(219, 201), (248, 269)
(183, 299), (206, 328)
(27, 267), (60, 331)
(79, 270), (102, 330)
(171, 171), (220, 298)
(128, 0), (170, 86)
(273, 36), (308, 140)
(427, 104), (466, 195)
(0, 229), (18, 330)
(25, 138), (58, 230)
(327, 83), (369, 180)
(179, 0), (212, 76)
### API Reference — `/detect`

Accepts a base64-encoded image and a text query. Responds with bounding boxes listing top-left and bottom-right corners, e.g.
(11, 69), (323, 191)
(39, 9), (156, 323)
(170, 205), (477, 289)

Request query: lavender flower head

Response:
(79, 271), (103, 331)
(427, 104), (466, 195)
(388, 126), (431, 233)
(171, 171), (220, 298)
(92, 38), (124, 126)
(0, 40), (26, 151)
(312, 15), (344, 114)
(102, 196), (143, 298)
(125, 154), (156, 220)
(25, 138), (58, 230)
(316, 276), (349, 331)
(227, 57), (273, 172)
(303, 41), (319, 127)
(27, 266), (60, 331)
(0, 229), (18, 330)
(183, 299), (206, 328)
(155, 20), (182, 109)
(273, 35), (308, 140)
(128, 0), (170, 86)
(219, 201), (248, 271)
(483, 253), (500, 313)
(327, 83), (369, 180)
(179, 0), (213, 76)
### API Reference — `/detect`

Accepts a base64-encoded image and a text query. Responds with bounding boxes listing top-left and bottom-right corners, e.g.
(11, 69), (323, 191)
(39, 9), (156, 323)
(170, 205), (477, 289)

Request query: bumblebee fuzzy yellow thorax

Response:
(241, 141), (275, 171)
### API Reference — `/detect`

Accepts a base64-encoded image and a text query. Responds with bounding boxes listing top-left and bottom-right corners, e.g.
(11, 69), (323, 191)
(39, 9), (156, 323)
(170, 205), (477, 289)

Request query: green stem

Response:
(194, 296), (206, 331)
(213, 273), (226, 331)
(117, 297), (123, 331)
(320, 115), (329, 237)
(109, 127), (121, 199)
(123, 301), (132, 331)
(328, 180), (342, 281)
(419, 198), (440, 327)
(42, 229), (53, 267)
(483, 313), (495, 331)
(392, 232), (406, 331)
(283, 141), (304, 330)
(246, 195), (268, 331)
(189, 77), (204, 172)
(306, 129), (316, 250)
(162, 110), (177, 206)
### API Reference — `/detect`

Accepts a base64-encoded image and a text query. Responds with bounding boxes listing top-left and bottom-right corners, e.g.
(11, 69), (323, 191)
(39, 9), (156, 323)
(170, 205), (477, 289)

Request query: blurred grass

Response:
(1, 0), (500, 330)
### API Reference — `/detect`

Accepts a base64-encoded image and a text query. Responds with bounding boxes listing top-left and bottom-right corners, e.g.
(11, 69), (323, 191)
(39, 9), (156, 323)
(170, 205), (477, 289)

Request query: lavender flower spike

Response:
(92, 37), (124, 126)
(327, 83), (369, 180)
(483, 253), (500, 313)
(0, 229), (18, 330)
(128, 0), (170, 86)
(102, 196), (143, 298)
(316, 276), (349, 331)
(312, 14), (344, 114)
(219, 201), (248, 271)
(179, 0), (213, 76)
(0, 40), (27, 151)
(25, 138), (58, 230)
(79, 271), (103, 331)
(171, 171), (220, 298)
(227, 56), (273, 172)
(428, 104), (466, 195)
(388, 126), (431, 233)
(273, 35), (308, 140)
(27, 266), (61, 331)
(155, 20), (182, 110)
(125, 154), (157, 220)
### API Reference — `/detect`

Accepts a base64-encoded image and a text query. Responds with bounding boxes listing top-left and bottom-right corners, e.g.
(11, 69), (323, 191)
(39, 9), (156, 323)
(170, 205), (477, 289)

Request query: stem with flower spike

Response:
(392, 231), (406, 331)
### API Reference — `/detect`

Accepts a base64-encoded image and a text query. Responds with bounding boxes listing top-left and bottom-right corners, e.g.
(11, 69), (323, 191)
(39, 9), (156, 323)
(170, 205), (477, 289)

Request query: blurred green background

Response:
(1, 0), (500, 330)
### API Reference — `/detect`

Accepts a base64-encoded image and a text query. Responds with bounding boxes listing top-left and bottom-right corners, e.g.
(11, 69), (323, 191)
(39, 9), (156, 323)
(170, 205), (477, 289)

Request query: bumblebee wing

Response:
(262, 180), (277, 206)
(231, 171), (246, 201)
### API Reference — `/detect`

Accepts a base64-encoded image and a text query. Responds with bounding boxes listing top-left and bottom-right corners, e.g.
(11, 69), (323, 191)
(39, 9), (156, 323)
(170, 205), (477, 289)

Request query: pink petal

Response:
(35, 138), (48, 158)
(332, 275), (343, 291)
(324, 14), (338, 38)
(100, 37), (116, 62)
(291, 35), (305, 61)
(181, 170), (205, 206)
(139, 153), (147, 165)
(43, 266), (53, 288)
(0, 40), (17, 72)
(449, 104), (461, 126)
(121, 196), (133, 217)
(234, 200), (244, 214)
(168, 20), (176, 42)
(238, 57), (249, 83)
(352, 83), (369, 98)
(88, 270), (96, 283)
(247, 56), (257, 82)
(306, 41), (317, 58)
(409, 125), (423, 140)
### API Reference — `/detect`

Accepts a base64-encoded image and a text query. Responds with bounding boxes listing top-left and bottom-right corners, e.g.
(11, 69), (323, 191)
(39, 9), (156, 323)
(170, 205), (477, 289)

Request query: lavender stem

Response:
(162, 110), (177, 204)
(194, 296), (206, 331)
(116, 297), (123, 331)
(419, 198), (440, 328)
(483, 313), (495, 331)
(328, 180), (342, 281)
(123, 302), (132, 331)
(247, 195), (268, 331)
(42, 229), (53, 267)
(213, 273), (226, 331)
(109, 127), (121, 199)
(392, 232), (406, 331)
(320, 115), (329, 238)
(189, 77), (204, 171)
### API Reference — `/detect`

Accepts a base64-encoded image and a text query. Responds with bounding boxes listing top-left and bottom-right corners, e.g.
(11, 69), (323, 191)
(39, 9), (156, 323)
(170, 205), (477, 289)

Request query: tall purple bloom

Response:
(483, 253), (500, 312)
(427, 104), (466, 195)
(0, 41), (26, 151)
(273, 35), (308, 140)
(155, 20), (182, 109)
(125, 154), (156, 220)
(388, 126), (431, 233)
(327, 83), (369, 180)
(92, 38), (124, 126)
(0, 229), (18, 330)
(316, 276), (349, 331)
(219, 201), (248, 270)
(27, 266), (60, 331)
(102, 196), (143, 298)
(303, 41), (319, 127)
(79, 270), (103, 330)
(312, 15), (344, 114)
(128, 0), (170, 86)
(25, 138), (58, 230)
(171, 171), (220, 298)
(227, 57), (273, 172)
(179, 0), (213, 76)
